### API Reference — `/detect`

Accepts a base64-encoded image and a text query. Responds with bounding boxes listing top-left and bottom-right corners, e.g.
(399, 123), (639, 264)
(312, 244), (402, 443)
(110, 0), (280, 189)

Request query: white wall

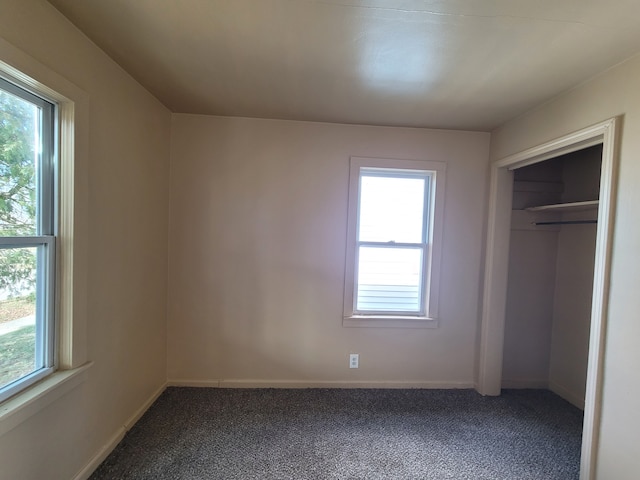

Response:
(491, 51), (640, 479)
(0, 1), (170, 479)
(168, 114), (490, 386)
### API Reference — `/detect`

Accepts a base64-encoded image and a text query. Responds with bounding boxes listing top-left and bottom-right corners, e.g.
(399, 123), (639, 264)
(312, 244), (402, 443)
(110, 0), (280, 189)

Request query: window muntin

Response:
(344, 157), (445, 326)
(0, 76), (56, 402)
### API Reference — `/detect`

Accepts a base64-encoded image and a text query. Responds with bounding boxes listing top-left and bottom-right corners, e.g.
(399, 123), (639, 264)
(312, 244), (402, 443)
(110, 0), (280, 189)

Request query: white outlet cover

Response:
(349, 354), (359, 368)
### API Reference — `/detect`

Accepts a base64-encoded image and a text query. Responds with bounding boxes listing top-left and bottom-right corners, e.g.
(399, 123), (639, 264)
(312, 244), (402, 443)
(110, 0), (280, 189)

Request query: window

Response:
(343, 157), (445, 327)
(0, 76), (57, 402)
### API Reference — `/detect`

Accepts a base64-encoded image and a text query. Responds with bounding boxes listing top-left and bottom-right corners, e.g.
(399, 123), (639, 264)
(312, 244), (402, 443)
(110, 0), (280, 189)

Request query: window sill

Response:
(0, 361), (93, 436)
(343, 315), (439, 329)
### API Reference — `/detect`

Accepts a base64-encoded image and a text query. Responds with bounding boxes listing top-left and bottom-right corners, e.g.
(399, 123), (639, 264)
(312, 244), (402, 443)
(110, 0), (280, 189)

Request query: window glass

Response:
(358, 173), (425, 243)
(0, 88), (38, 236)
(356, 246), (422, 312)
(0, 77), (55, 402)
(355, 169), (429, 315)
(0, 247), (37, 389)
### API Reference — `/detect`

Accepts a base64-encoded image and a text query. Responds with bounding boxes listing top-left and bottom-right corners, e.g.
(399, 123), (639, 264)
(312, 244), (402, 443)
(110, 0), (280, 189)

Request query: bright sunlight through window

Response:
(356, 172), (428, 313)
(0, 76), (56, 403)
(344, 157), (445, 327)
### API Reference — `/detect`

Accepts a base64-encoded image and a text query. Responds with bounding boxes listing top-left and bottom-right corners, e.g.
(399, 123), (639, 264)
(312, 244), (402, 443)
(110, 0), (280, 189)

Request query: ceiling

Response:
(47, 0), (640, 131)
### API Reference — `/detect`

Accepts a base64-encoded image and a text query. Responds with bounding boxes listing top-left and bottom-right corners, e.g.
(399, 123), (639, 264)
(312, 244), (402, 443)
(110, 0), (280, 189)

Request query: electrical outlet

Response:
(349, 353), (359, 369)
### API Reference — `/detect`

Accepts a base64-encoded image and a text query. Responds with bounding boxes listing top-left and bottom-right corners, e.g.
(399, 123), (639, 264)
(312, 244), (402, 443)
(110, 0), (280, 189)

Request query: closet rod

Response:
(533, 220), (597, 226)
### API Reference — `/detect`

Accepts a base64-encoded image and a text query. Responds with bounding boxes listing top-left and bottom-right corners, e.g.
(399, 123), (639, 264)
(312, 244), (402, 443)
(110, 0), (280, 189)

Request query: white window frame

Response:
(343, 157), (446, 328)
(0, 77), (57, 403)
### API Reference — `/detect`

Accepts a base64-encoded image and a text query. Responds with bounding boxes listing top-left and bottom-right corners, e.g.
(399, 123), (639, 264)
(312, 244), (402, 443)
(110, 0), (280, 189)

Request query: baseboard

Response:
(72, 382), (167, 480)
(548, 380), (585, 410)
(167, 378), (221, 388)
(122, 383), (167, 430)
(501, 378), (549, 389)
(71, 423), (126, 480)
(167, 379), (475, 389)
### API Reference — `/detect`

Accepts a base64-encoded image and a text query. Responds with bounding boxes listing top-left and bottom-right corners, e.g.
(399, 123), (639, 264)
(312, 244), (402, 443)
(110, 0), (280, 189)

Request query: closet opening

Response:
(503, 144), (601, 409)
(477, 118), (619, 480)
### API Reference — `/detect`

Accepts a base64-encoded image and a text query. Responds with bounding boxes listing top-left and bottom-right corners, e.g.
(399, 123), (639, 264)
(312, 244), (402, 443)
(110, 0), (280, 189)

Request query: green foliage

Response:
(0, 89), (38, 295)
(0, 249), (36, 296)
(0, 325), (35, 388)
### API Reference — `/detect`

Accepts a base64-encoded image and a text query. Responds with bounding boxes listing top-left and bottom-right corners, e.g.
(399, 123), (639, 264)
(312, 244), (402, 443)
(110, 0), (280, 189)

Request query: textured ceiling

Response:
(48, 0), (640, 130)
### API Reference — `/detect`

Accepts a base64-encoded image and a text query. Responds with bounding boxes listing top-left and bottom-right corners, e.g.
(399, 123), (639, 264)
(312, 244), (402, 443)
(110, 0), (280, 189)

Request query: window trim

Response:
(0, 36), (91, 432)
(343, 156), (446, 328)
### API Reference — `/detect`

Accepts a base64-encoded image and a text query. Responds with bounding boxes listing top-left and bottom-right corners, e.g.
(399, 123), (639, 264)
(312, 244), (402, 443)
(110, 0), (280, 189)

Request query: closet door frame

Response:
(476, 117), (619, 480)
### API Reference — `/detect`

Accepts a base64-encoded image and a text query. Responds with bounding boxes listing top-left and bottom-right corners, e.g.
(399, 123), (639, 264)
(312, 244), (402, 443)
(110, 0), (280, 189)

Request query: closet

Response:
(501, 144), (602, 409)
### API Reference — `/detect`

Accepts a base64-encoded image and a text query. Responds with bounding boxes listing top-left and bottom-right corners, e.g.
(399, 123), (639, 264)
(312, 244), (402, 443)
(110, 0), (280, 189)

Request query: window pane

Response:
(356, 246), (422, 312)
(0, 89), (38, 237)
(358, 174), (425, 243)
(0, 247), (37, 389)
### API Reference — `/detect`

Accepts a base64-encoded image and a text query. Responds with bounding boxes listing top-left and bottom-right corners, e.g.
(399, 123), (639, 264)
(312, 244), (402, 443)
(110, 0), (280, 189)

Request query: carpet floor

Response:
(90, 388), (583, 479)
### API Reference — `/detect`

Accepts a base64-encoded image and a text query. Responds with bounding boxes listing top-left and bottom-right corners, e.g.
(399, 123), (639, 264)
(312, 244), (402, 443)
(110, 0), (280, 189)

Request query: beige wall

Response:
(548, 148), (600, 408)
(502, 228), (557, 386)
(491, 52), (640, 479)
(168, 114), (490, 385)
(3, 1), (638, 478)
(0, 1), (170, 479)
(548, 222), (596, 407)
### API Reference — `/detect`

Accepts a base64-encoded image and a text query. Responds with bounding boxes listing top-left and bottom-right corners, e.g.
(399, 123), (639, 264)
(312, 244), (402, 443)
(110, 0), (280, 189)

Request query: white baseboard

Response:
(72, 382), (167, 480)
(501, 378), (549, 389)
(72, 424), (126, 480)
(122, 383), (166, 431)
(167, 379), (475, 389)
(548, 380), (585, 410)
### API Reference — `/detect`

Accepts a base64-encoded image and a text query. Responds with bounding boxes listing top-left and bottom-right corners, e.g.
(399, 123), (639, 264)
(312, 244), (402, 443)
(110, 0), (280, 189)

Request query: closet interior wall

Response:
(502, 145), (602, 409)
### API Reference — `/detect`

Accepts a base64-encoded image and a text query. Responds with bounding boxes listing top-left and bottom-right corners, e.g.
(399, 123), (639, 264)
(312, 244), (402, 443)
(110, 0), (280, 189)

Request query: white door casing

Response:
(476, 117), (619, 480)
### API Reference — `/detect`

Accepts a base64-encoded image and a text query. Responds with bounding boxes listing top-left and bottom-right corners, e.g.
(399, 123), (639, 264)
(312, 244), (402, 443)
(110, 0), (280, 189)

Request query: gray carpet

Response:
(90, 388), (583, 479)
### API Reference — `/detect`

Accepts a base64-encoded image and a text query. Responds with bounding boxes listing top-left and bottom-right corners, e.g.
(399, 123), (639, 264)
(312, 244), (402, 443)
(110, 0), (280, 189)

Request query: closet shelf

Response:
(525, 200), (599, 213)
